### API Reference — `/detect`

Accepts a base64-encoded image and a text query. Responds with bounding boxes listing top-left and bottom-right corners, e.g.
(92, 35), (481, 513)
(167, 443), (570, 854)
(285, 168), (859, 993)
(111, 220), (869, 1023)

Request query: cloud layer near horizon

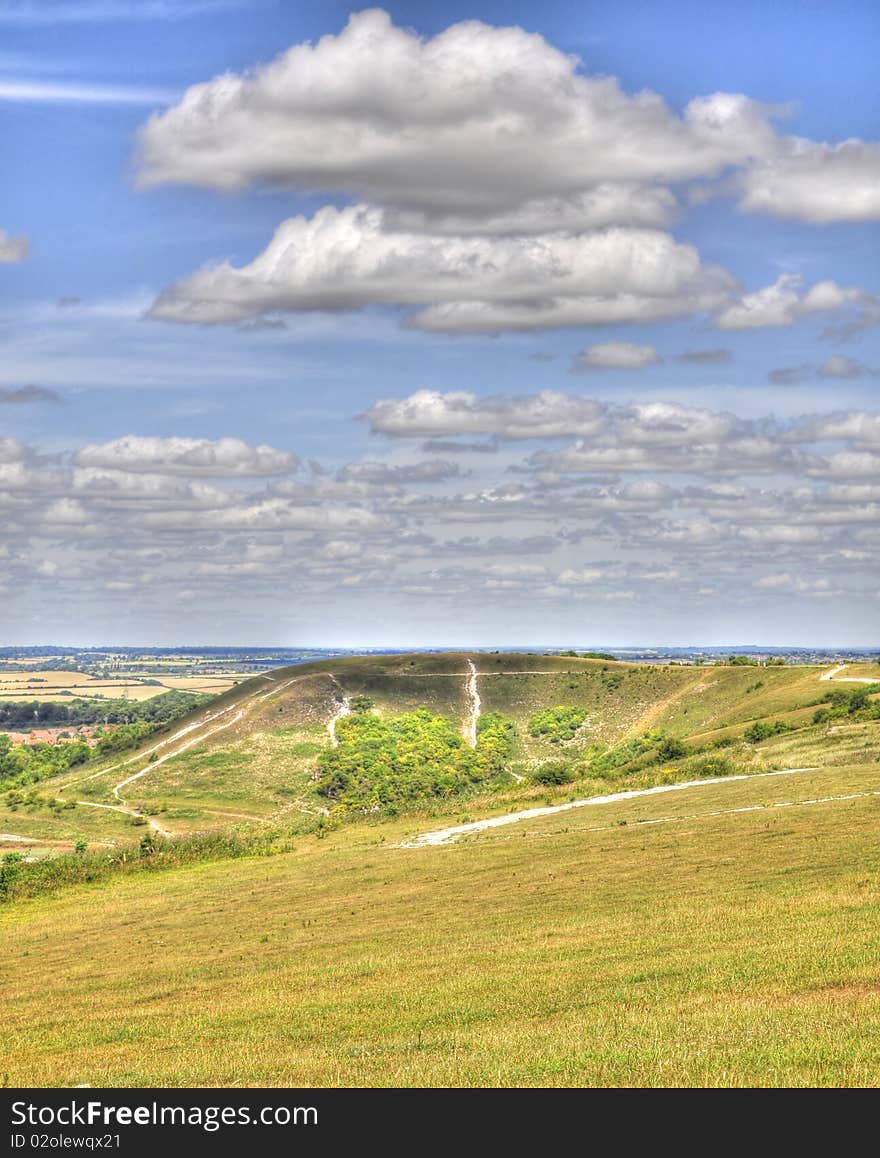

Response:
(2, 396), (877, 626)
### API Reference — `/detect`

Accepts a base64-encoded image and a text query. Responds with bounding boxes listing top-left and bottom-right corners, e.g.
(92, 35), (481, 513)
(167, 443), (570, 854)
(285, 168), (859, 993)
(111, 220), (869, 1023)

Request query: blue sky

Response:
(0, 0), (878, 645)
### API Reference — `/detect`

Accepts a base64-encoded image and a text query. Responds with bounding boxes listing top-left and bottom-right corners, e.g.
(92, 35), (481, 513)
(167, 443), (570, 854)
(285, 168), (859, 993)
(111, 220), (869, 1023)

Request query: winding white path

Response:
(327, 676), (351, 746)
(820, 664), (879, 684)
(401, 766), (819, 848)
(463, 660), (481, 748)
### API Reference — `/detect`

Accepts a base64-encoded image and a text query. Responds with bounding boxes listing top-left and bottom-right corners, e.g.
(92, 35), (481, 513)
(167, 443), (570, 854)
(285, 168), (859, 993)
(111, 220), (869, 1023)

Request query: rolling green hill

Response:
(2, 652), (878, 852)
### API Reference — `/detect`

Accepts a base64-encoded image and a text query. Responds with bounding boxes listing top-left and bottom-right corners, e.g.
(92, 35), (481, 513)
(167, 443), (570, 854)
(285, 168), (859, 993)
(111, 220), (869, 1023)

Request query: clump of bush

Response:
(813, 686), (880, 724)
(655, 737), (688, 762)
(528, 706), (586, 744)
(744, 720), (794, 743)
(529, 760), (575, 786)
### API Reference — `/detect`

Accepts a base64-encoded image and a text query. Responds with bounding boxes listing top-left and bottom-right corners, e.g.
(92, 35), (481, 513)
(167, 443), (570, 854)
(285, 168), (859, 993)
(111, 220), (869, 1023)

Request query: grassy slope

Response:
(2, 654), (873, 849)
(3, 760), (880, 1087)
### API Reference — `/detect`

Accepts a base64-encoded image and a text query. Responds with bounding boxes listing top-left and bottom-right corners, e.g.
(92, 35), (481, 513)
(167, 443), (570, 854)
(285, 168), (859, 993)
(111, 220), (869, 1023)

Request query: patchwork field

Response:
(0, 668), (250, 701)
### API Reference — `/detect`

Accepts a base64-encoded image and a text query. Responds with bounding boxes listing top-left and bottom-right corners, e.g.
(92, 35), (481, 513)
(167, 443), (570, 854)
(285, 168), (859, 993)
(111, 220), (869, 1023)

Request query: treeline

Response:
(0, 690), (210, 729)
(0, 691), (210, 794)
(554, 651), (618, 661)
(317, 705), (516, 811)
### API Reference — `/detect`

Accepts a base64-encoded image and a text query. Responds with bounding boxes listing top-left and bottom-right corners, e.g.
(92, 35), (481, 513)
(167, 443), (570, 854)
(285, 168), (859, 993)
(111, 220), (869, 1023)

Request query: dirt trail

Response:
(327, 675), (351, 745)
(463, 660), (480, 747)
(820, 664), (878, 684)
(625, 672), (707, 739)
(111, 710), (245, 800)
(76, 800), (171, 838)
(464, 787), (880, 848)
(401, 766), (819, 848)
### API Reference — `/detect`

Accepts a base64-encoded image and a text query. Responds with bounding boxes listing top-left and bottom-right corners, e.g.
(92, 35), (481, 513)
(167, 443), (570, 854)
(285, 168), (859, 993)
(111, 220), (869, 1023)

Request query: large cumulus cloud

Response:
(148, 204), (731, 330)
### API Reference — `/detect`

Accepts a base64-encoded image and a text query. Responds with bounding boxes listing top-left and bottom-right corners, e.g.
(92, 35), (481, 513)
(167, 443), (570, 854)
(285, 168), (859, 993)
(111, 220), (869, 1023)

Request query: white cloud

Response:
(363, 389), (608, 440)
(556, 567), (605, 586)
(794, 412), (880, 450)
(336, 459), (460, 485)
(818, 356), (876, 379)
(72, 467), (232, 505)
(617, 402), (741, 445)
(531, 439), (799, 477)
(740, 140), (880, 223)
(148, 204), (729, 331)
(42, 498), (91, 526)
(575, 342), (659, 369)
(74, 435), (297, 476)
(714, 274), (861, 330)
(0, 229), (28, 263)
(754, 573), (833, 593)
(407, 288), (727, 333)
(384, 185), (679, 235)
(137, 9), (779, 213)
(807, 451), (880, 479)
(140, 498), (391, 533)
(0, 438), (28, 463)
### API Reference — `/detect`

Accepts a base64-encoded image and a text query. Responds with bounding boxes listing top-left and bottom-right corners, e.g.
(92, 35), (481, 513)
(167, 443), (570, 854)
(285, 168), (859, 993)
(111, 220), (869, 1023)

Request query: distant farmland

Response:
(0, 669), (250, 702)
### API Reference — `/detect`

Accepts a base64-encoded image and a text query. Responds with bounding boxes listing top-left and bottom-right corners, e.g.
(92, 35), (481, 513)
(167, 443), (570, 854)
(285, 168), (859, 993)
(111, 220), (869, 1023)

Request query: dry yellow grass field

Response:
(3, 760), (880, 1087)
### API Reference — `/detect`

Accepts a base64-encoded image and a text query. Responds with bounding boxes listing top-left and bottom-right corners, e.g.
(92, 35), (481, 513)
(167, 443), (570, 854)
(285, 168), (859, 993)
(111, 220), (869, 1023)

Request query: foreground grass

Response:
(3, 763), (880, 1087)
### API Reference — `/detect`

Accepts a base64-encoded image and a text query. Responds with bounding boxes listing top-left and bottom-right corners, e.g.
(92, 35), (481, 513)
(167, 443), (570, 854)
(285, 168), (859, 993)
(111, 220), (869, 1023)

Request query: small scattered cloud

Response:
(715, 274), (864, 330)
(420, 439), (499, 455)
(818, 355), (878, 379)
(768, 365), (811, 386)
(336, 459), (460, 486)
(574, 342), (660, 370)
(56, 296), (82, 309)
(675, 348), (732, 364)
(236, 317), (287, 332)
(0, 384), (60, 404)
(0, 229), (28, 263)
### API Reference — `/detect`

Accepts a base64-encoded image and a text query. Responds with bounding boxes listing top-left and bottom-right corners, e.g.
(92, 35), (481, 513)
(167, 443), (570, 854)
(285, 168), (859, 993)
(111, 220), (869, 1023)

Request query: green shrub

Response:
(745, 720), (794, 743)
(530, 760), (575, 786)
(528, 706), (587, 744)
(316, 708), (516, 811)
(656, 737), (688, 762)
